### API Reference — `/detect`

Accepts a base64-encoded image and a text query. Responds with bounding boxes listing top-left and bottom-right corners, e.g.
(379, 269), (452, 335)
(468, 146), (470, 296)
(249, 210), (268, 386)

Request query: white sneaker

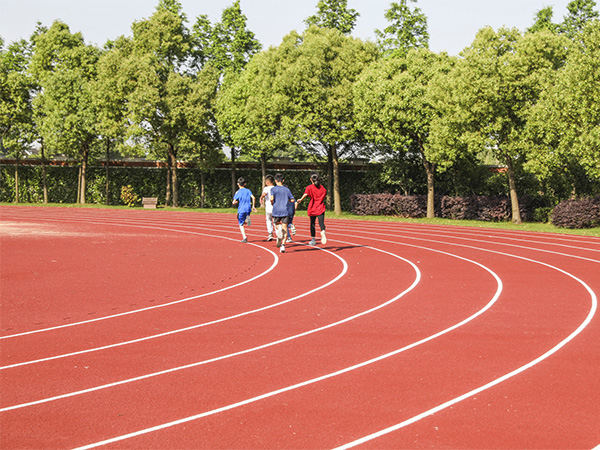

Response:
(286, 237), (292, 243)
(280, 245), (286, 253)
(267, 233), (273, 241)
(320, 230), (327, 244)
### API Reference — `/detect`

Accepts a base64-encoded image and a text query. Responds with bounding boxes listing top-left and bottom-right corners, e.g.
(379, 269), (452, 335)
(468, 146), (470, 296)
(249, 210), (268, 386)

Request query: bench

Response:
(142, 197), (158, 209)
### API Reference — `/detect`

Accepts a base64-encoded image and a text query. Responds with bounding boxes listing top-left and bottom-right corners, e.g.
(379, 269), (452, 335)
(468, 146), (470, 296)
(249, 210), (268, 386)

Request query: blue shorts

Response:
(237, 211), (250, 226)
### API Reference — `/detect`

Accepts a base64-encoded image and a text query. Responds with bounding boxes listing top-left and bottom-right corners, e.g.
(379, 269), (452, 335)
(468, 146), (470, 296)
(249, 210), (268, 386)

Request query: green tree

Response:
(216, 47), (293, 187)
(30, 21), (100, 204)
(124, 0), (194, 207)
(526, 21), (600, 190)
(192, 1), (261, 195)
(278, 27), (378, 214)
(193, 1), (261, 74)
(0, 38), (34, 202)
(375, 0), (429, 56)
(354, 48), (453, 218)
(305, 0), (359, 34)
(434, 28), (569, 223)
(528, 7), (559, 33)
(93, 36), (133, 204)
(181, 65), (223, 208)
(560, 0), (599, 38)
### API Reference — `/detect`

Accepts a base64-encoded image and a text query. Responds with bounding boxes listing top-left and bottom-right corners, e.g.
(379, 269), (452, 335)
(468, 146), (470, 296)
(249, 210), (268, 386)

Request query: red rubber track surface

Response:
(0, 206), (598, 449)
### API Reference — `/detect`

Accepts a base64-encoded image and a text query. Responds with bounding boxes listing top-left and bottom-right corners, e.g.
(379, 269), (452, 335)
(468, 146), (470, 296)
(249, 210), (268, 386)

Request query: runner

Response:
(296, 173), (327, 246)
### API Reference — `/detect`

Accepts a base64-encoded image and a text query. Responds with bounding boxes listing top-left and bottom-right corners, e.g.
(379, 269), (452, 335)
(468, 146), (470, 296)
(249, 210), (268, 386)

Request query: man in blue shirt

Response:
(270, 173), (295, 253)
(233, 177), (256, 243)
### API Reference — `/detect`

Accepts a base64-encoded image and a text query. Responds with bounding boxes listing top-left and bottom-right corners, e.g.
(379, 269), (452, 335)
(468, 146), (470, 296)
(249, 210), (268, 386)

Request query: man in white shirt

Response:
(259, 175), (275, 241)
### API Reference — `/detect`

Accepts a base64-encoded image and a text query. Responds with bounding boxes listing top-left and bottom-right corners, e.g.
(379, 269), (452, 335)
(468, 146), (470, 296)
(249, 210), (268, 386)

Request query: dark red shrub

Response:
(551, 197), (600, 229)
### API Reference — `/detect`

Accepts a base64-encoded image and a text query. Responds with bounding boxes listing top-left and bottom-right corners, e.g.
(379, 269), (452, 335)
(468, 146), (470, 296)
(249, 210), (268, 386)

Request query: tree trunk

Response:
(169, 145), (178, 208)
(331, 143), (342, 215)
(231, 147), (237, 199)
(105, 139), (110, 205)
(79, 148), (89, 204)
(260, 152), (267, 188)
(41, 140), (48, 204)
(200, 171), (206, 208)
(505, 156), (522, 224)
(76, 165), (81, 204)
(14, 155), (19, 203)
(423, 158), (435, 219)
(165, 151), (172, 207)
(326, 145), (333, 210)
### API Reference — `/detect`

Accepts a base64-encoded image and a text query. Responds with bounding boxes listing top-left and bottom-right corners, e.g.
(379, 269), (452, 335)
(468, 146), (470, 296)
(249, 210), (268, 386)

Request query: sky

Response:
(0, 0), (582, 55)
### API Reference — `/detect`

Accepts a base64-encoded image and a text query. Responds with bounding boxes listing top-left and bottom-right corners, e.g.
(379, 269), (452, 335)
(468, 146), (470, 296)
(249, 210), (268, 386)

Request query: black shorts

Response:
(273, 216), (290, 225)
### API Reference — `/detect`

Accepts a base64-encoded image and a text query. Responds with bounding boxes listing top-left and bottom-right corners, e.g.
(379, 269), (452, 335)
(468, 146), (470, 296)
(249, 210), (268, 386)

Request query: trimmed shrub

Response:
(350, 194), (428, 218)
(351, 193), (535, 222)
(551, 197), (600, 229)
(440, 196), (479, 220)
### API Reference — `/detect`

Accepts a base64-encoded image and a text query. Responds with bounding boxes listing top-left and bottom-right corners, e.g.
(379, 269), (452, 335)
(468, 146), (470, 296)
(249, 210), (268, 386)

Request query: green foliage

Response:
(0, 38), (34, 158)
(120, 185), (140, 207)
(375, 0), (429, 56)
(215, 47), (292, 164)
(305, 0), (359, 34)
(560, 0), (599, 38)
(528, 7), (559, 34)
(526, 21), (600, 183)
(192, 1), (261, 74)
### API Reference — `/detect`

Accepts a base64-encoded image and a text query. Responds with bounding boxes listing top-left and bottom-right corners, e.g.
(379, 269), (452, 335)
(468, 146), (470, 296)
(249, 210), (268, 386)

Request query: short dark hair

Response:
(310, 173), (320, 186)
(274, 173), (284, 183)
(265, 174), (274, 184)
(237, 177), (246, 186)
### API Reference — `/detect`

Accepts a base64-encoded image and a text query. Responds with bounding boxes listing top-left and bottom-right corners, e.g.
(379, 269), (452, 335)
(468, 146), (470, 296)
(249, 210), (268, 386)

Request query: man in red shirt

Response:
(296, 173), (327, 246)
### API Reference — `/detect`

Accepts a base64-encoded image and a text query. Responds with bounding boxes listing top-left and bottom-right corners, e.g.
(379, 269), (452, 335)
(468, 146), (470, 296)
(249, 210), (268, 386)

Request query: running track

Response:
(0, 205), (598, 449)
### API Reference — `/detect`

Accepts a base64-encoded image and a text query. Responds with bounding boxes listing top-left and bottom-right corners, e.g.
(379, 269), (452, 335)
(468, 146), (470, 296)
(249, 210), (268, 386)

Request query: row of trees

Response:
(2, 0), (599, 222)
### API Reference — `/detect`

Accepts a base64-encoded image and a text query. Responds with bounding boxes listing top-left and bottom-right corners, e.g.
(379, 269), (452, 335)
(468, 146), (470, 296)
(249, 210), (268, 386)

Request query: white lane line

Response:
(126, 213), (600, 253)
(73, 246), (502, 450)
(0, 243), (421, 412)
(0, 221), (279, 340)
(330, 221), (600, 253)
(73, 225), (595, 450)
(1, 239), (348, 370)
(336, 267), (597, 448)
(91, 214), (600, 266)
(316, 223), (600, 265)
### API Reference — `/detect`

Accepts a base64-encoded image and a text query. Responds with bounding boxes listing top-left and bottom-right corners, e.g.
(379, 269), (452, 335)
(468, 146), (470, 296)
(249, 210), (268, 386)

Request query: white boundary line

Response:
(0, 242), (422, 412)
(336, 267), (597, 448)
(165, 214), (600, 254)
(81, 213), (600, 266)
(1, 237), (349, 369)
(0, 221), (279, 339)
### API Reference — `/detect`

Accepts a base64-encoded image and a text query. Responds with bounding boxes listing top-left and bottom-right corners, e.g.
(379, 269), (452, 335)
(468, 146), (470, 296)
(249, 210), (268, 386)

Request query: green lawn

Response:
(2, 202), (599, 237)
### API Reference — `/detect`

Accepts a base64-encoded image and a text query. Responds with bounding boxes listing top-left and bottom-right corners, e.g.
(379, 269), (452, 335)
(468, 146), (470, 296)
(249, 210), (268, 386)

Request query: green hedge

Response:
(0, 164), (384, 210)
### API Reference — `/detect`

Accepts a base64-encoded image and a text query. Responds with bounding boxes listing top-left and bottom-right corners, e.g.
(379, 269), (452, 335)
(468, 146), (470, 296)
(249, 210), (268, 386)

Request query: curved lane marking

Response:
(71, 238), (502, 450)
(74, 231), (594, 449)
(0, 241), (422, 412)
(336, 264), (597, 448)
(1, 232), (348, 369)
(0, 220), (279, 340)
